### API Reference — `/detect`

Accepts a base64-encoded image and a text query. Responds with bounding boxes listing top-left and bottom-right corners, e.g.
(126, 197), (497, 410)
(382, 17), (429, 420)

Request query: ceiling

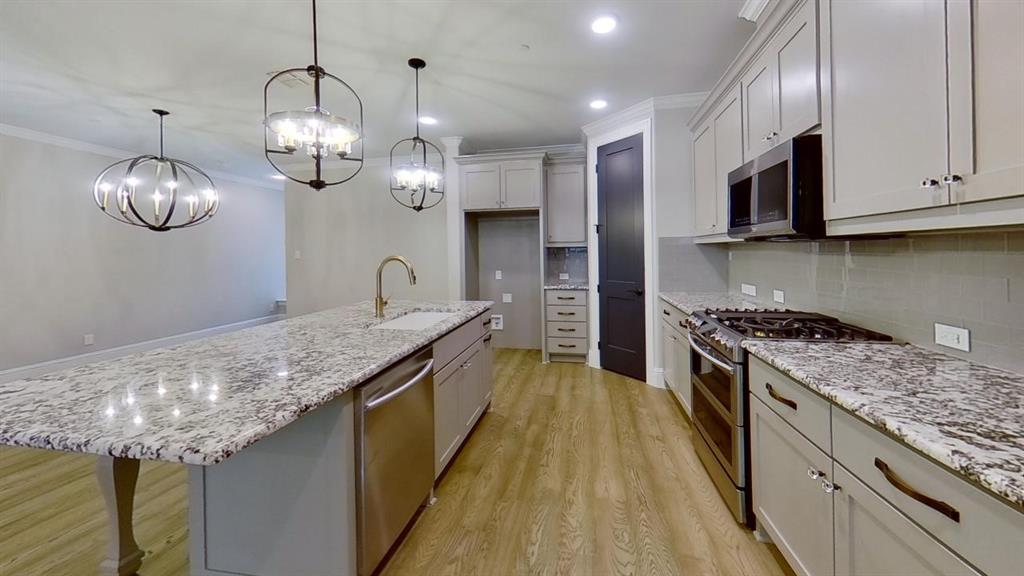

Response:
(0, 1), (753, 181)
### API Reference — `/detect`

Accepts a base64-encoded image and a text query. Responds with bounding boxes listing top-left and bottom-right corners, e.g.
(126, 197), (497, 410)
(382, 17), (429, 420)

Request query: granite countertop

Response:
(659, 291), (762, 314)
(742, 341), (1024, 509)
(544, 283), (589, 291)
(0, 300), (492, 466)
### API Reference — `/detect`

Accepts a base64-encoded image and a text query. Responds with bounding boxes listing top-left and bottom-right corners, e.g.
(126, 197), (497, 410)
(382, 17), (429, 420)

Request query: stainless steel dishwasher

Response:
(355, 348), (435, 576)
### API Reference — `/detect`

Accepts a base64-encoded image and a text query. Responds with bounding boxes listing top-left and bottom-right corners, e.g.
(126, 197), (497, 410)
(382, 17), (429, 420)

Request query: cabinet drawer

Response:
(749, 356), (831, 453)
(434, 313), (484, 373)
(546, 337), (587, 355)
(658, 301), (688, 334)
(545, 290), (587, 306)
(546, 305), (585, 322)
(546, 321), (586, 338)
(833, 408), (1024, 576)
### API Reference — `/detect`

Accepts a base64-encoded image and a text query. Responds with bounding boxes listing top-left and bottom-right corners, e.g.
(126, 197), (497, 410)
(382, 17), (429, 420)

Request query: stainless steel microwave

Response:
(727, 134), (824, 240)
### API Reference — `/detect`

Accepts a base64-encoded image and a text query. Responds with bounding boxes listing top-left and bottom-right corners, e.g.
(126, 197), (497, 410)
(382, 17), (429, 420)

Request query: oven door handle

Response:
(687, 334), (735, 375)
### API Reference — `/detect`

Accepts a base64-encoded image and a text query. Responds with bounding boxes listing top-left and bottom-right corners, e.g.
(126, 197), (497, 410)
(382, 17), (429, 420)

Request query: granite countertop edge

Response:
(742, 340), (1024, 510)
(658, 291), (763, 314)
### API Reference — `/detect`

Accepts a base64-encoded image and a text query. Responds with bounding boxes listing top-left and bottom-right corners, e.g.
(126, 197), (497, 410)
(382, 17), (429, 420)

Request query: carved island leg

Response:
(96, 456), (145, 576)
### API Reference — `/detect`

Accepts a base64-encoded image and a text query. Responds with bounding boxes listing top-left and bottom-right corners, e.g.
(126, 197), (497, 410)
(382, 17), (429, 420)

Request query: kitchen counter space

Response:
(0, 300), (492, 466)
(659, 291), (762, 314)
(544, 283), (589, 291)
(742, 340), (1024, 509)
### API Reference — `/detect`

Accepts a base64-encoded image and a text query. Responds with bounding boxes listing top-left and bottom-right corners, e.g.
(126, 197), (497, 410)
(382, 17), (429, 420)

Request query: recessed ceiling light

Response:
(418, 116), (438, 125)
(590, 99), (608, 110)
(271, 174), (287, 180)
(591, 16), (617, 34)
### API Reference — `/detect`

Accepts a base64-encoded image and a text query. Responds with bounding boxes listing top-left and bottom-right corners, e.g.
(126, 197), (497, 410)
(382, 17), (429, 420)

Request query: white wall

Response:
(0, 133), (286, 371)
(285, 162), (450, 316)
(653, 106), (697, 238)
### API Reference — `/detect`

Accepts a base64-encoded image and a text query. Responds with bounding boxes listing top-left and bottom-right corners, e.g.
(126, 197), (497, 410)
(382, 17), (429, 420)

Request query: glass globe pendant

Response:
(92, 109), (219, 231)
(389, 58), (444, 212)
(264, 0), (364, 190)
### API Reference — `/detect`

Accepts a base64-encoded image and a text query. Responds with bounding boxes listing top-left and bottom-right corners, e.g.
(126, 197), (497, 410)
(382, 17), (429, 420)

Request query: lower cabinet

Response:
(833, 464), (981, 576)
(433, 316), (493, 479)
(751, 396), (834, 576)
(660, 312), (692, 416)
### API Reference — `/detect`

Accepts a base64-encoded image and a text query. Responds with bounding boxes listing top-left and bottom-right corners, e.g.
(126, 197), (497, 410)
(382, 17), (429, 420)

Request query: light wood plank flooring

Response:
(1, 349), (787, 576)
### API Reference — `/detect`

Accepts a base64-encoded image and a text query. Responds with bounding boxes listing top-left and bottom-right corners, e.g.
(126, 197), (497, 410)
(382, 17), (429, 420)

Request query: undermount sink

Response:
(371, 311), (456, 331)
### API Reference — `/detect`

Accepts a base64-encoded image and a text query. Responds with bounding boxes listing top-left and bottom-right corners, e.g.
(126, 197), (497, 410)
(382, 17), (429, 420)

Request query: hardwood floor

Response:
(0, 348), (787, 576)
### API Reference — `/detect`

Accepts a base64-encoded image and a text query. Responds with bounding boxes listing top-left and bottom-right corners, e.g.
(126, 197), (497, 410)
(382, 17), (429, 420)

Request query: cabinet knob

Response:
(920, 178), (940, 189)
(941, 174), (963, 185)
(807, 467), (824, 480)
(821, 479), (840, 494)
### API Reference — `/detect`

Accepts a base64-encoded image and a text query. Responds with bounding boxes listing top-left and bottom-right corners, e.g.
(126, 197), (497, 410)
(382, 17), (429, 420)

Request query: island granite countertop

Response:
(743, 340), (1024, 509)
(0, 300), (492, 466)
(659, 291), (762, 315)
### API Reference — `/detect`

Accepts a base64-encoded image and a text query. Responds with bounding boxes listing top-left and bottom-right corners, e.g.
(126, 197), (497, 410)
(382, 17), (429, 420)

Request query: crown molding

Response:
(453, 149), (548, 165)
(0, 123), (282, 191)
(738, 0), (773, 23)
(582, 92), (707, 139)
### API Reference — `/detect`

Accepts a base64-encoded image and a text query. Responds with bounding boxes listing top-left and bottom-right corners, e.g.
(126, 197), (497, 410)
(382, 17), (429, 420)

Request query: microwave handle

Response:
(687, 334), (735, 375)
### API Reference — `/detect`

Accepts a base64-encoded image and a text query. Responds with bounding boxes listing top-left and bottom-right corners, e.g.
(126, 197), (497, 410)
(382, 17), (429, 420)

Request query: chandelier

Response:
(389, 58), (444, 211)
(92, 109), (219, 231)
(264, 0), (363, 190)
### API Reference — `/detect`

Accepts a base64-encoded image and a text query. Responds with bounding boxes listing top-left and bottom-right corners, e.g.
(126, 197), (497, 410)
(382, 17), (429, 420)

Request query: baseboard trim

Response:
(0, 314), (284, 383)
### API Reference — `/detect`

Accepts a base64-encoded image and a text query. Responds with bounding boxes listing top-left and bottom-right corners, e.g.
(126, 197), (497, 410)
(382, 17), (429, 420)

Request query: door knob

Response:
(630, 288), (644, 296)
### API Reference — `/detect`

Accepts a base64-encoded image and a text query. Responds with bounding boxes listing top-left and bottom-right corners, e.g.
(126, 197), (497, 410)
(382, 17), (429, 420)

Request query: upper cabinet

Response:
(459, 153), (544, 211)
(693, 86), (743, 237)
(742, 56), (777, 159)
(545, 162), (586, 245)
(692, 121), (718, 235)
(822, 0), (1024, 226)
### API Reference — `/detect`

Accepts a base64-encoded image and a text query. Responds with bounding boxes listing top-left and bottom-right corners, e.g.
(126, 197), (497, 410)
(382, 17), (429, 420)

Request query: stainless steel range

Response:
(684, 309), (893, 527)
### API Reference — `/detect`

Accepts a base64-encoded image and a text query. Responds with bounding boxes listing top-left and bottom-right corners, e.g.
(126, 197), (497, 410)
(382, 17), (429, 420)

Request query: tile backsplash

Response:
(659, 236), (729, 292)
(545, 247), (588, 285)
(728, 231), (1024, 373)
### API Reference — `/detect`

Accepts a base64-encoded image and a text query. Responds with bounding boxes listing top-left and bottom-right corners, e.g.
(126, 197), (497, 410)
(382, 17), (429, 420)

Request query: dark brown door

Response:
(597, 134), (645, 381)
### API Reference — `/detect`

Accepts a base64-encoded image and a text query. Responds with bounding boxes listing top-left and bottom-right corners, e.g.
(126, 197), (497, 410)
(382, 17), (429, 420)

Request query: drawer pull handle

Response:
(557, 328), (576, 333)
(557, 296), (575, 301)
(557, 344), (576, 349)
(765, 383), (798, 410)
(483, 334), (492, 343)
(483, 319), (492, 326)
(678, 320), (686, 328)
(557, 312), (575, 316)
(663, 310), (671, 316)
(874, 458), (960, 523)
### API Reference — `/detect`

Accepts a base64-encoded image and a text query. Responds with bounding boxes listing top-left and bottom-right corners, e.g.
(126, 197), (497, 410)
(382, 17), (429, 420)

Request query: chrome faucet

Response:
(375, 255), (417, 318)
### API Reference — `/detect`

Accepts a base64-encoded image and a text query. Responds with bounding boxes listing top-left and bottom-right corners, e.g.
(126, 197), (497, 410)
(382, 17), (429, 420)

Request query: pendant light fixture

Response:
(389, 58), (444, 212)
(264, 0), (364, 190)
(92, 109), (219, 231)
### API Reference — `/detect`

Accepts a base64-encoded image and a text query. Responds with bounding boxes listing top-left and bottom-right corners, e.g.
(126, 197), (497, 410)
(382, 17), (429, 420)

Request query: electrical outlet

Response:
(491, 314), (504, 330)
(294, 250), (302, 260)
(741, 283), (757, 297)
(559, 272), (570, 280)
(502, 293), (512, 303)
(773, 289), (785, 304)
(83, 334), (95, 346)
(935, 323), (970, 352)
(495, 270), (503, 280)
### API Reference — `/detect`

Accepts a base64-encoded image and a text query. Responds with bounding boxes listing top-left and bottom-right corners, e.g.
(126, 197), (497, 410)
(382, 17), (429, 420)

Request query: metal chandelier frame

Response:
(389, 58), (445, 212)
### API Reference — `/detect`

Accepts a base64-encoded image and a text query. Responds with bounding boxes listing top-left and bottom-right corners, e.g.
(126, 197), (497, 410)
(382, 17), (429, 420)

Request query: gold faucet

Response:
(375, 255), (417, 318)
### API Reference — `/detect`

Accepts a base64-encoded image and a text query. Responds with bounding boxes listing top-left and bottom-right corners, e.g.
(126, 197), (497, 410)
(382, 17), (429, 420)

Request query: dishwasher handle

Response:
(365, 359), (434, 412)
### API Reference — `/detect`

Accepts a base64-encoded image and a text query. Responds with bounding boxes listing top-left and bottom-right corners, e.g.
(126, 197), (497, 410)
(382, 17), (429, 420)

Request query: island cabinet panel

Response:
(823, 0), (951, 219)
(457, 341), (484, 429)
(751, 396), (834, 576)
(434, 353), (466, 477)
(833, 464), (981, 576)
(189, 393), (357, 576)
(832, 407), (1024, 576)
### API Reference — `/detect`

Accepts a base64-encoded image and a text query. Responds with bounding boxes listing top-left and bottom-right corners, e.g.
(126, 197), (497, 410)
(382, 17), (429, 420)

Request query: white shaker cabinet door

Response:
(742, 55), (777, 160)
(545, 163), (586, 243)
(692, 120), (718, 234)
(500, 160), (542, 209)
(949, 0), (1024, 204)
(462, 163), (501, 210)
(670, 327), (691, 416)
(751, 397), (834, 576)
(833, 465), (981, 576)
(773, 0), (819, 142)
(714, 87), (744, 234)
(660, 319), (677, 392)
(823, 0), (950, 219)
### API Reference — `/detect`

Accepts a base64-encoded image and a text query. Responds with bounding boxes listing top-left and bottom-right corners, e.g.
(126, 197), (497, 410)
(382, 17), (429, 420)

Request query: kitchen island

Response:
(0, 299), (492, 576)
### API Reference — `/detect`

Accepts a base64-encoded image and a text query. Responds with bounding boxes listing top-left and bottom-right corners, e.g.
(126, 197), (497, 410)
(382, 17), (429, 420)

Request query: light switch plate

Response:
(559, 273), (570, 280)
(502, 293), (512, 303)
(935, 323), (970, 352)
(495, 270), (502, 280)
(773, 289), (785, 304)
(491, 314), (504, 330)
(293, 250), (302, 260)
(741, 283), (757, 297)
